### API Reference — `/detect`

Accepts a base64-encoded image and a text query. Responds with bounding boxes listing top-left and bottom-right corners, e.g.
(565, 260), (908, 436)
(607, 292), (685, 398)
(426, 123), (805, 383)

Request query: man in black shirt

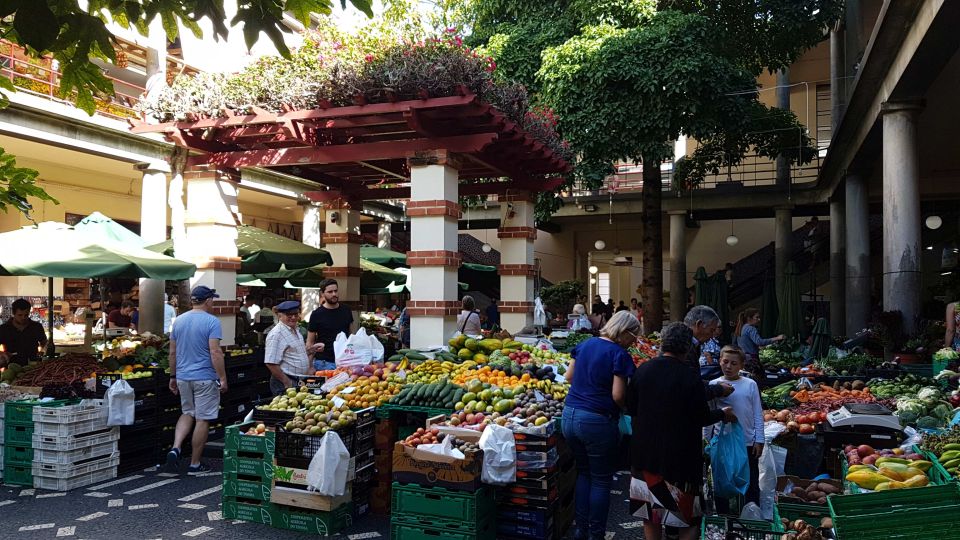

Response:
(0, 299), (47, 366)
(306, 279), (353, 371)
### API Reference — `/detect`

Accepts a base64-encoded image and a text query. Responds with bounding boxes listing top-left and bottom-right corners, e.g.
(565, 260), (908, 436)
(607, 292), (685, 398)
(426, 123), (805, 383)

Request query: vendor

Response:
(107, 301), (136, 329)
(0, 299), (47, 366)
(307, 279), (353, 371)
(265, 301), (323, 395)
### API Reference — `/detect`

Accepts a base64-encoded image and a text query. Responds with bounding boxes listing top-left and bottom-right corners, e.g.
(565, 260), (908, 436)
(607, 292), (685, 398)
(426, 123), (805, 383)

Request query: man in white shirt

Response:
(264, 301), (323, 395)
(239, 296), (260, 325)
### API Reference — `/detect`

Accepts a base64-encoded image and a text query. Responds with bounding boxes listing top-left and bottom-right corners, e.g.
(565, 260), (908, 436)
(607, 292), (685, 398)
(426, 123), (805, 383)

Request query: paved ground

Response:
(3, 462), (641, 539)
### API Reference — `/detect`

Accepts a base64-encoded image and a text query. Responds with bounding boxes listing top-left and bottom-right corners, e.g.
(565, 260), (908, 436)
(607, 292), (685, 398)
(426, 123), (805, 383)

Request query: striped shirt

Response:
(264, 323), (311, 377)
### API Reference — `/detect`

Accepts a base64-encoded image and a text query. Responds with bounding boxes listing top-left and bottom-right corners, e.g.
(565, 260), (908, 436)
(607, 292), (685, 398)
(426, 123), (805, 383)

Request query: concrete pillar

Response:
(181, 165), (240, 345)
(830, 28), (845, 132)
(845, 174), (870, 336)
(829, 197), (846, 336)
(321, 199), (362, 319)
(498, 191), (536, 333)
(881, 100), (923, 334)
(406, 151), (461, 348)
(300, 203), (324, 318)
(775, 68), (791, 188)
(377, 222), (392, 249)
(668, 211), (687, 322)
(137, 161), (170, 335)
(775, 206), (793, 296)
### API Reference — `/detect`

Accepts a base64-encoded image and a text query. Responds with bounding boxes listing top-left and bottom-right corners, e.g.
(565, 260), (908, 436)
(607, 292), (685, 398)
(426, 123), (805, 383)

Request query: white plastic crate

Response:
(32, 427), (118, 452)
(32, 453), (119, 478)
(34, 439), (118, 465)
(33, 399), (106, 423)
(33, 415), (109, 438)
(33, 464), (117, 491)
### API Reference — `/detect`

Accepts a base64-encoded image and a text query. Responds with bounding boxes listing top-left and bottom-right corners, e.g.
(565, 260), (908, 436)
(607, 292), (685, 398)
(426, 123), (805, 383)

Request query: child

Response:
(708, 345), (764, 514)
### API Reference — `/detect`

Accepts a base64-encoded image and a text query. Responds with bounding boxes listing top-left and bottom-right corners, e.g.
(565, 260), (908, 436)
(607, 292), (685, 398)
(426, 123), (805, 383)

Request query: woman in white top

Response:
(456, 296), (482, 336)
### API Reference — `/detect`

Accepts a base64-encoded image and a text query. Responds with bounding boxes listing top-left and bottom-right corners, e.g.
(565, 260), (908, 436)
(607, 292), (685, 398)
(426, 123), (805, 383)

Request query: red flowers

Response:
(364, 53), (375, 63)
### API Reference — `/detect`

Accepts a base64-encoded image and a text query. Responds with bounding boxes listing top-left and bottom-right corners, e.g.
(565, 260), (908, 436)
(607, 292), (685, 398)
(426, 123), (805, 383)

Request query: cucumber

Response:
(396, 348), (414, 355)
(388, 354), (404, 362)
(406, 352), (428, 361)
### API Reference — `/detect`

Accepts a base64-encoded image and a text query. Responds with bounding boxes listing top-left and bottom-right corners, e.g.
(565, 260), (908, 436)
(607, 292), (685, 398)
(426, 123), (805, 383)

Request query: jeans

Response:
(562, 406), (620, 540)
(714, 446), (761, 514)
(314, 359), (336, 371)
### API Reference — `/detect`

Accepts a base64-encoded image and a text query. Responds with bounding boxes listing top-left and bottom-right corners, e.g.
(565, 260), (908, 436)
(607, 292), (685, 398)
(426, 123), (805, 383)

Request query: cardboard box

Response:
(273, 456), (356, 485)
(776, 475), (842, 505)
(391, 427), (483, 492)
(270, 483), (353, 512)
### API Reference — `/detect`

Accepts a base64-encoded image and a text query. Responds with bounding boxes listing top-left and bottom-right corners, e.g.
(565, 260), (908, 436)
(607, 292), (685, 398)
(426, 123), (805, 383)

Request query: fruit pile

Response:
(391, 381), (464, 409)
(406, 359), (476, 383)
(257, 386), (323, 413)
(401, 426), (441, 447)
(501, 388), (564, 427)
(921, 428), (960, 478)
(783, 479), (841, 505)
(327, 373), (403, 408)
(244, 423), (268, 436)
(282, 402), (358, 436)
(452, 366), (527, 388)
(763, 409), (825, 434)
(456, 385), (518, 415)
(844, 444), (934, 490)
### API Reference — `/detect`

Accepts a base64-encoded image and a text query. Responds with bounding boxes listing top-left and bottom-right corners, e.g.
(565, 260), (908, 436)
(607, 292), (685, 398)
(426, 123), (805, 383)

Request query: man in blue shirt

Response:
(166, 286), (226, 475)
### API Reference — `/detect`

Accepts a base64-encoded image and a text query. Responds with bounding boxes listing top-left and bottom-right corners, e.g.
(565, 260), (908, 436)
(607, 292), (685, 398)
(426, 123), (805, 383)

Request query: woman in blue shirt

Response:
(563, 310), (640, 540)
(735, 308), (784, 374)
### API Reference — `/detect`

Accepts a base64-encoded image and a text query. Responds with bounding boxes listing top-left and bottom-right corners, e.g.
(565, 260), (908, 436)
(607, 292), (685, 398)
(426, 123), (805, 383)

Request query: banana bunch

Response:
(407, 359), (475, 383)
(526, 379), (569, 400)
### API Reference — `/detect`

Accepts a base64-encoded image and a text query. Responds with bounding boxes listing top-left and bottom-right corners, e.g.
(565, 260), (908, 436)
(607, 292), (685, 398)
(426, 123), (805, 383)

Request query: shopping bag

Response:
(708, 422), (750, 498)
(533, 297), (547, 326)
(757, 444), (777, 520)
(104, 378), (134, 426)
(306, 431), (350, 496)
(479, 423), (516, 485)
(333, 328), (384, 367)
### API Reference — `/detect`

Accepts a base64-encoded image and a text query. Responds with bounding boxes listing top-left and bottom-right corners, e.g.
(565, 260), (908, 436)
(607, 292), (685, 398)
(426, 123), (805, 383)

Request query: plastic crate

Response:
(5, 443), (32, 464)
(32, 427), (118, 451)
(222, 497), (277, 525)
(34, 439), (117, 465)
(356, 421), (375, 441)
(354, 463), (375, 485)
(354, 434), (375, 455)
(224, 422), (276, 456)
(33, 463), (117, 491)
(840, 448), (952, 494)
(33, 414), (109, 438)
(222, 476), (272, 501)
(828, 483), (960, 539)
(272, 502), (352, 535)
(354, 406), (376, 426)
(700, 513), (785, 540)
(5, 398), (76, 426)
(376, 403), (454, 419)
(4, 423), (33, 445)
(32, 453), (119, 478)
(391, 482), (494, 524)
(4, 461), (32, 486)
(275, 424), (356, 461)
(390, 516), (495, 540)
(496, 517), (554, 540)
(32, 399), (105, 424)
(776, 502), (831, 527)
(93, 373), (157, 397)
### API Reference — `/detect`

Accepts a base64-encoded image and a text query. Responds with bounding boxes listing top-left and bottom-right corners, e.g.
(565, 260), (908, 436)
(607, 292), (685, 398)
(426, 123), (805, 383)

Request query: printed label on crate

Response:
(321, 373), (351, 392)
(275, 457), (356, 485)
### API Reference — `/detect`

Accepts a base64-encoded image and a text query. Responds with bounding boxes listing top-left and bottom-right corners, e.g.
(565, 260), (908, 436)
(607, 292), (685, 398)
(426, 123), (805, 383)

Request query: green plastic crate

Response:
(4, 398), (76, 426)
(700, 507), (783, 540)
(222, 497), (276, 525)
(272, 502), (352, 535)
(776, 502), (830, 528)
(223, 450), (274, 482)
(3, 443), (32, 465)
(828, 483), (960, 539)
(3, 461), (32, 486)
(829, 482), (960, 518)
(391, 516), (495, 540)
(224, 423), (276, 456)
(391, 482), (494, 525)
(222, 476), (272, 501)
(4, 423), (33, 446)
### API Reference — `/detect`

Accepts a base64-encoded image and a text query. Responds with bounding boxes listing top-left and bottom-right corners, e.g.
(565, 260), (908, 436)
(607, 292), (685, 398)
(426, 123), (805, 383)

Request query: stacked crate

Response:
(93, 371), (161, 475)
(31, 400), (119, 490)
(222, 422), (276, 524)
(351, 408), (376, 519)
(3, 398), (75, 486)
(495, 420), (576, 540)
(371, 416), (398, 514)
(390, 483), (496, 540)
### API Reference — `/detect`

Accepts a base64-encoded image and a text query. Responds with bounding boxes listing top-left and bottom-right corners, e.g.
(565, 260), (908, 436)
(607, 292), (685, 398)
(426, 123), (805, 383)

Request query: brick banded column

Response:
(321, 198), (362, 320)
(407, 151), (462, 348)
(498, 190), (536, 332)
(181, 165), (239, 344)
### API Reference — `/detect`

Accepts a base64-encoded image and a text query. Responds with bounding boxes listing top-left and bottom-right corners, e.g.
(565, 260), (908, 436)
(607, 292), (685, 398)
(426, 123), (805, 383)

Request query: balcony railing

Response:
(0, 40), (144, 121)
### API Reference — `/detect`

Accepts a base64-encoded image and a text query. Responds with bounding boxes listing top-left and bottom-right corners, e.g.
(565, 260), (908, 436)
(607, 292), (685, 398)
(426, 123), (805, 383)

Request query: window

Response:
(598, 273), (610, 301)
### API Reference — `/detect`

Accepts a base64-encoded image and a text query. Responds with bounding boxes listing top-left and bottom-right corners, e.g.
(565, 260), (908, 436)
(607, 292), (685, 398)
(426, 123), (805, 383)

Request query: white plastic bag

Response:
(306, 431), (350, 496)
(758, 444), (777, 520)
(105, 378), (134, 426)
(740, 502), (763, 521)
(418, 434), (465, 459)
(533, 297), (546, 326)
(479, 424), (516, 485)
(333, 328), (384, 367)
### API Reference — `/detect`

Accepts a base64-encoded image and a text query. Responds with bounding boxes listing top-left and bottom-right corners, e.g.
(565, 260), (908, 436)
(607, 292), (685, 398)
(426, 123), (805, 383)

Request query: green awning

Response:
(238, 258), (407, 292)
(148, 224), (333, 273)
(0, 222), (196, 280)
(359, 245), (407, 268)
(461, 262), (496, 272)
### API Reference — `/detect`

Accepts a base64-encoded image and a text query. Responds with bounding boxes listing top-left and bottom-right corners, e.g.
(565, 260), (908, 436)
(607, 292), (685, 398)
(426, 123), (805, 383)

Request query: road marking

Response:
(621, 521), (644, 529)
(129, 503), (159, 510)
(37, 492), (67, 498)
(157, 472), (178, 477)
(605, 534), (616, 540)
(0, 500), (16, 507)
(56, 526), (76, 537)
(178, 486), (220, 502)
(124, 478), (180, 494)
(88, 475), (143, 490)
(178, 503), (205, 510)
(108, 499), (124, 507)
(19, 523), (55, 531)
(76, 512), (109, 522)
(143, 466), (158, 472)
(19, 489), (35, 496)
(206, 511), (222, 521)
(349, 533), (383, 539)
(84, 492), (111, 498)
(192, 472), (220, 478)
(183, 526), (213, 536)
(231, 520), (243, 525)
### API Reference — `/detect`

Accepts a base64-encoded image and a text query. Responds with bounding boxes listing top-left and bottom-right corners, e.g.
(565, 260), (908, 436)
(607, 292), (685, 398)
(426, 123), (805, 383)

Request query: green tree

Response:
(0, 0), (374, 216)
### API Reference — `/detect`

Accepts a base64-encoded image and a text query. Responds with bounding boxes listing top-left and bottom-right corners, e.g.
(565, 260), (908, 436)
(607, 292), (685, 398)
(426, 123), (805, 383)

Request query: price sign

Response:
(339, 386), (356, 395)
(320, 372), (350, 392)
(534, 390), (546, 402)
(332, 396), (346, 408)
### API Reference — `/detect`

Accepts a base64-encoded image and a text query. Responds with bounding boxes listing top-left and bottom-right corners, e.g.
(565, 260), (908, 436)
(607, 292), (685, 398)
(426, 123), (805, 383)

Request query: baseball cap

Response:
(275, 300), (301, 314)
(190, 285), (219, 302)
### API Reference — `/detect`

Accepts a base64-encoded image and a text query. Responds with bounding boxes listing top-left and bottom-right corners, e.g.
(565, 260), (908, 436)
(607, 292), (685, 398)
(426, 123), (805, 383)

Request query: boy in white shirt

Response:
(708, 345), (764, 514)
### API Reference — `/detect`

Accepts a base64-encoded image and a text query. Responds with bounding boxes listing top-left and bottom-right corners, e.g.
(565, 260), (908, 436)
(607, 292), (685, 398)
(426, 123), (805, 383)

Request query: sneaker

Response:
(187, 463), (212, 476)
(165, 448), (180, 470)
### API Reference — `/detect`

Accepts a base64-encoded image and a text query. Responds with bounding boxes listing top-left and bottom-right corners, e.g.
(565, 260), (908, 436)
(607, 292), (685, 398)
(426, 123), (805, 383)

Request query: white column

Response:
(377, 222), (392, 249)
(498, 191), (536, 333)
(137, 161), (169, 335)
(829, 197), (846, 336)
(669, 211), (687, 322)
(407, 152), (461, 348)
(181, 165), (240, 345)
(881, 100), (923, 334)
(300, 203), (324, 318)
(775, 206), (793, 296)
(845, 173), (870, 336)
(321, 199), (362, 319)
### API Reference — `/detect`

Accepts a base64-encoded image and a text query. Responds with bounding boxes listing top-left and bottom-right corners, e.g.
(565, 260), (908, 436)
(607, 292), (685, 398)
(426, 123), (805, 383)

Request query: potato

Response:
(805, 482), (819, 492)
(808, 490), (826, 500)
(818, 482), (839, 494)
(820, 517), (834, 529)
(791, 487), (808, 498)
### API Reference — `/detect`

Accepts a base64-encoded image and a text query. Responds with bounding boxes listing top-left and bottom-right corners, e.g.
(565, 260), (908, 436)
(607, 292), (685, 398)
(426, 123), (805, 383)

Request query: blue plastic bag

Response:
(619, 414), (633, 437)
(708, 422), (750, 498)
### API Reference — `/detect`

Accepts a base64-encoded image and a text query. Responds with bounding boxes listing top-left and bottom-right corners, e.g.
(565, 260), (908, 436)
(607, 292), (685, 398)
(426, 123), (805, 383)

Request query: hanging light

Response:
(588, 265), (599, 275)
(481, 243), (492, 253)
(926, 215), (943, 230)
(726, 220), (739, 246)
(594, 240), (606, 250)
(590, 278), (597, 285)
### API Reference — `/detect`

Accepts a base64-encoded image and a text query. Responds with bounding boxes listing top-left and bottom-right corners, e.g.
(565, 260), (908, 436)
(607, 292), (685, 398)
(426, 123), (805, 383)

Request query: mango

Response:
(458, 348), (474, 360)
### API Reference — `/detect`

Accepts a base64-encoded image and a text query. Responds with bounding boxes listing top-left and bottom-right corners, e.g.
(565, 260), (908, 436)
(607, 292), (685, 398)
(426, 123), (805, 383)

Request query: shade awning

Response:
(238, 257), (407, 292)
(359, 245), (407, 268)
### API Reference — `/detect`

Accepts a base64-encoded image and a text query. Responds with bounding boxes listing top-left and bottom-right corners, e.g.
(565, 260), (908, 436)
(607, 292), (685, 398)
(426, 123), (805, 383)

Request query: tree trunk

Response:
(641, 157), (663, 333)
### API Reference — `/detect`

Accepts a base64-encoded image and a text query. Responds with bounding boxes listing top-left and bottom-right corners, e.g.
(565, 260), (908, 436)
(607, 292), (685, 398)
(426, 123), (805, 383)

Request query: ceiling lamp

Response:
(481, 243), (492, 253)
(590, 278), (597, 285)
(726, 234), (739, 247)
(926, 215), (943, 230)
(594, 240), (606, 250)
(588, 265), (599, 275)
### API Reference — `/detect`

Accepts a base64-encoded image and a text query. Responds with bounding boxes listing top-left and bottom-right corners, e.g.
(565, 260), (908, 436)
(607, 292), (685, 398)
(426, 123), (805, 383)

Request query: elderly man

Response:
(683, 305), (733, 399)
(265, 300), (323, 395)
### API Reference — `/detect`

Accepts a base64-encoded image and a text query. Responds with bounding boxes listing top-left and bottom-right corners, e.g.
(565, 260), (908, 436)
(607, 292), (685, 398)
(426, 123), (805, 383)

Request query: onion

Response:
(786, 421), (799, 431)
(776, 410), (791, 423)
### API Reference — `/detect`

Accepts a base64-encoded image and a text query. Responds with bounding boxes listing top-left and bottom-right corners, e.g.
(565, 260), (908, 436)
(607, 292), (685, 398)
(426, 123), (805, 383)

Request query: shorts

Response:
(630, 471), (703, 528)
(176, 379), (221, 421)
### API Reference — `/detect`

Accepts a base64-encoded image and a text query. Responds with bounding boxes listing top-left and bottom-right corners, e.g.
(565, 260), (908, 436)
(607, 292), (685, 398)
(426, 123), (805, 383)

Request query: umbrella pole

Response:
(47, 277), (55, 358)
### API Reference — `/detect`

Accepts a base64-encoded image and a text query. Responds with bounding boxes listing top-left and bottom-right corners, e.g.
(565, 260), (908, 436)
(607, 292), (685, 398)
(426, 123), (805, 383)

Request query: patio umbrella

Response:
(148, 224), (333, 273)
(693, 266), (711, 306)
(776, 261), (804, 340)
(382, 267), (468, 294)
(760, 272), (779, 337)
(359, 245), (407, 268)
(74, 212), (145, 247)
(459, 262), (499, 298)
(810, 317), (831, 361)
(238, 258), (407, 292)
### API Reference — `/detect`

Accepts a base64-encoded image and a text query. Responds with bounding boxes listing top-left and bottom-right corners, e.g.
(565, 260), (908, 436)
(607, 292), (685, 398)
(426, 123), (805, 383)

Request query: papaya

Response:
(458, 348), (474, 360)
(478, 338), (503, 353)
(903, 474), (930, 488)
(875, 457), (911, 467)
(473, 353), (488, 364)
(848, 464), (878, 473)
(877, 467), (907, 482)
(464, 338), (479, 352)
(846, 470), (892, 490)
(909, 460), (933, 473)
(875, 481), (908, 491)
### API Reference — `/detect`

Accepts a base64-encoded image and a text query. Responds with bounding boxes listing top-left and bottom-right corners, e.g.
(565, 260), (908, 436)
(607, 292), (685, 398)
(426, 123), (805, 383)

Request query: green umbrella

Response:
(238, 258), (407, 292)
(74, 212), (145, 247)
(359, 245), (407, 268)
(694, 266), (711, 307)
(461, 262), (496, 272)
(810, 317), (830, 361)
(776, 261), (804, 340)
(148, 225), (333, 274)
(760, 272), (779, 337)
(0, 222), (196, 280)
(710, 270), (731, 344)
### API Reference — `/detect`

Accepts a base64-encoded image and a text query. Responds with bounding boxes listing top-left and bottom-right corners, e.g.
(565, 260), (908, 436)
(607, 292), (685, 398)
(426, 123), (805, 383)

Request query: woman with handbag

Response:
(456, 296), (482, 336)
